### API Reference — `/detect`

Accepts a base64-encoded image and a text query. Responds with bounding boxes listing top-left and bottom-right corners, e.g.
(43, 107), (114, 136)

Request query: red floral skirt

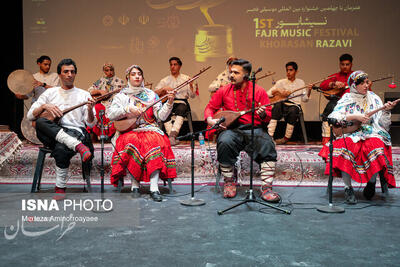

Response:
(110, 130), (177, 186)
(319, 137), (395, 187)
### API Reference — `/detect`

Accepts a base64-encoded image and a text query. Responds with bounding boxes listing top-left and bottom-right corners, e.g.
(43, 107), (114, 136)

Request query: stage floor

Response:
(0, 140), (399, 188)
(1, 184), (399, 266)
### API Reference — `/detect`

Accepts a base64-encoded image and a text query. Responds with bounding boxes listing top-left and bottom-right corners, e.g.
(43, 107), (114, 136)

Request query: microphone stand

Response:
(316, 125), (345, 213)
(177, 124), (223, 206)
(92, 109), (113, 213)
(218, 69), (290, 215)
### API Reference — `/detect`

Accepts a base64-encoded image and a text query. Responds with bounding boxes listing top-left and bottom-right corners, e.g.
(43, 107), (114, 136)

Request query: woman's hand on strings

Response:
(128, 106), (144, 118)
(383, 101), (396, 111)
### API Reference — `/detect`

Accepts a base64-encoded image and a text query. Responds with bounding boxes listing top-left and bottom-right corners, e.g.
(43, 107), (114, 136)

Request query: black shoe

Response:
(363, 181), (376, 200)
(131, 188), (140, 198)
(379, 175), (389, 198)
(150, 191), (162, 202)
(344, 187), (357, 205)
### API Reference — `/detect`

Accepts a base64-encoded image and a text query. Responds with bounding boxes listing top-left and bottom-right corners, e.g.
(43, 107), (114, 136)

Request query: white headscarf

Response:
(125, 64), (145, 95)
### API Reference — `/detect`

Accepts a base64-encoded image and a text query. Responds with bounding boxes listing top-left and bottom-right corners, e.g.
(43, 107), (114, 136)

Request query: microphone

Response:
(327, 118), (353, 127)
(254, 67), (262, 75)
(213, 117), (225, 128)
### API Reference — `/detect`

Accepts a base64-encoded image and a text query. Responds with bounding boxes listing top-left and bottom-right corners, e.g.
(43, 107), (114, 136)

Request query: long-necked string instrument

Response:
(255, 71), (275, 82)
(38, 88), (122, 122)
(332, 98), (400, 137)
(113, 66), (211, 132)
(90, 82), (153, 98)
(319, 75), (393, 98)
(269, 75), (334, 104)
(212, 92), (306, 131)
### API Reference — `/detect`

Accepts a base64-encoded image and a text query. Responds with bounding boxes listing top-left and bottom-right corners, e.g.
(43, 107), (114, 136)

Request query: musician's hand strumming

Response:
(256, 105), (267, 120)
(166, 90), (176, 105)
(43, 104), (63, 118)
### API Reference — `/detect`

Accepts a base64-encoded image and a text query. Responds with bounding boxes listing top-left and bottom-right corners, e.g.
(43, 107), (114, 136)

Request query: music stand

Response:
(316, 126), (345, 213)
(217, 69), (291, 215)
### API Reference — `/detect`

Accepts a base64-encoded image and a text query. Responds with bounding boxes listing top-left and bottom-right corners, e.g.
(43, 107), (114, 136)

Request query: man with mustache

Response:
(204, 59), (280, 202)
(27, 58), (95, 200)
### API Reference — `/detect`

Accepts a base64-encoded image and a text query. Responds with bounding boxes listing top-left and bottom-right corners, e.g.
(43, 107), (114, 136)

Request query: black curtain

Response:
(0, 0), (23, 137)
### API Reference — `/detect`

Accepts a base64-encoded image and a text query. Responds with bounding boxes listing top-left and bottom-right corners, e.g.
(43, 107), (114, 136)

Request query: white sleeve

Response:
(298, 80), (309, 102)
(27, 90), (48, 121)
(155, 78), (166, 90)
(82, 91), (96, 128)
(156, 102), (173, 121)
(50, 75), (60, 87)
(107, 93), (130, 121)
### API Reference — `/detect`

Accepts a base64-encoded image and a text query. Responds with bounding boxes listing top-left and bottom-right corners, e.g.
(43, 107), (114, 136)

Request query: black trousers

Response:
(217, 125), (277, 166)
(321, 98), (339, 121)
(166, 102), (188, 121)
(271, 102), (301, 125)
(35, 118), (94, 168)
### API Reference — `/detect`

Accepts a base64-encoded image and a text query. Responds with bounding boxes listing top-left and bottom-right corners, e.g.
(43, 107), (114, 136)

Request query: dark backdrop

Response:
(0, 0), (23, 137)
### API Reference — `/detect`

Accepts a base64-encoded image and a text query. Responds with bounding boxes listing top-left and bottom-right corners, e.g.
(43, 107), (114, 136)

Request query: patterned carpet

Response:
(0, 141), (399, 187)
(0, 132), (22, 169)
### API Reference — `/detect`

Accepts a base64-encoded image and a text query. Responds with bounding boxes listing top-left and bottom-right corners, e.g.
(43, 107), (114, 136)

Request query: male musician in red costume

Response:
(27, 58), (95, 200)
(204, 59), (280, 202)
(319, 53), (353, 145)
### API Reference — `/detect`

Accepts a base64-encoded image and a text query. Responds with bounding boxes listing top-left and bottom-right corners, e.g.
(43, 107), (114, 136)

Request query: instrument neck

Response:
(367, 98), (400, 117)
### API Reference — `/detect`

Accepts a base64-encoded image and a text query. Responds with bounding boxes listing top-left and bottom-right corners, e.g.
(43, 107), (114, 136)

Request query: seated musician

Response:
(320, 53), (353, 145)
(27, 58), (95, 200)
(154, 57), (196, 146)
(267, 61), (311, 144)
(319, 71), (396, 204)
(87, 62), (125, 141)
(208, 56), (238, 97)
(204, 59), (280, 202)
(107, 64), (177, 202)
(15, 55), (60, 103)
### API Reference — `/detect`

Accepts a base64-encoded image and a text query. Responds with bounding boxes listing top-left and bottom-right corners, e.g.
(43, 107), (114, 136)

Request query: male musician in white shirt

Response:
(15, 55), (60, 103)
(27, 58), (95, 200)
(267, 61), (311, 144)
(154, 57), (196, 145)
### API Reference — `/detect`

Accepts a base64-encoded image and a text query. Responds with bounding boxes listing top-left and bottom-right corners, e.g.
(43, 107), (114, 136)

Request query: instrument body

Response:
(113, 66), (211, 132)
(321, 76), (393, 99)
(332, 98), (400, 137)
(212, 93), (304, 131)
(269, 77), (328, 104)
(7, 69), (35, 95)
(21, 117), (41, 144)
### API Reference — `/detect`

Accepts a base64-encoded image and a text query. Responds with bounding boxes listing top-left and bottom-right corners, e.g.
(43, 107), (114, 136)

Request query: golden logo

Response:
(118, 15), (130, 26)
(102, 15), (113, 27)
(138, 15), (150, 25)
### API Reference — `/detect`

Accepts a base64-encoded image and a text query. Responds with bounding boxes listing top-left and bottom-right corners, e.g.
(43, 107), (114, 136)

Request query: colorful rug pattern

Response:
(0, 132), (22, 168)
(0, 143), (399, 187)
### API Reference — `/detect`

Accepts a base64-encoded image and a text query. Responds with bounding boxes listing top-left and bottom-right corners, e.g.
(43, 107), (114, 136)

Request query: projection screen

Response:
(23, 0), (400, 121)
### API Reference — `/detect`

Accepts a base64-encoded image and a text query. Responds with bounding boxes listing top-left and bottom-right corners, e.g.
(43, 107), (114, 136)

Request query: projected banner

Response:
(23, 0), (400, 120)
